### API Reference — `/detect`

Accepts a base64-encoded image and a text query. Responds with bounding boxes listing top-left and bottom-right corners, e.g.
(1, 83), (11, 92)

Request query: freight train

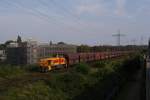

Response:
(39, 51), (132, 72)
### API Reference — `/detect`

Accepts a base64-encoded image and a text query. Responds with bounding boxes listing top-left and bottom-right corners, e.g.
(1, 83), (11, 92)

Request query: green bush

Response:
(74, 63), (90, 75)
(0, 65), (25, 78)
(23, 64), (39, 72)
(92, 64), (115, 81)
(93, 61), (106, 68)
(120, 54), (142, 76)
(3, 81), (67, 100)
(48, 72), (88, 99)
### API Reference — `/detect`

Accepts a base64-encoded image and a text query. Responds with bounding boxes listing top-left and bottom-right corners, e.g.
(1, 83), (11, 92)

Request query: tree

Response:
(49, 41), (53, 45)
(17, 35), (22, 43)
(4, 40), (14, 46)
(77, 45), (91, 53)
(57, 42), (66, 45)
(0, 44), (5, 49)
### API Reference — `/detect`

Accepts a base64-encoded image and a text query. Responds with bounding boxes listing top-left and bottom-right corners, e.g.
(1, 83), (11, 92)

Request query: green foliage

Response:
(77, 45), (91, 53)
(56, 73), (87, 98)
(0, 44), (6, 49)
(4, 40), (14, 46)
(74, 63), (90, 75)
(23, 64), (39, 72)
(57, 42), (66, 45)
(0, 53), (144, 100)
(0, 65), (25, 78)
(3, 81), (67, 100)
(122, 55), (142, 75)
(92, 64), (115, 81)
(93, 61), (106, 68)
(74, 54), (144, 100)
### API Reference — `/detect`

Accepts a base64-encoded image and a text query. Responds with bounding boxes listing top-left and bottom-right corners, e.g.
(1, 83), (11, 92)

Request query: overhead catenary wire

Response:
(45, 0), (92, 34)
(1, 0), (46, 23)
(35, 0), (85, 29)
(45, 0), (83, 25)
(6, 0), (88, 32)
(2, 0), (86, 33)
(2, 0), (61, 25)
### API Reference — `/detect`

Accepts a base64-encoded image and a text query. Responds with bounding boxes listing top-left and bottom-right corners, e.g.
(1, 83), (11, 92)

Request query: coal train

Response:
(39, 51), (132, 72)
(65, 51), (132, 65)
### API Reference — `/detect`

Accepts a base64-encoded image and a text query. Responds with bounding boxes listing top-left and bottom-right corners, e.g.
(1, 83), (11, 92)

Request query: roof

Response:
(40, 57), (65, 61)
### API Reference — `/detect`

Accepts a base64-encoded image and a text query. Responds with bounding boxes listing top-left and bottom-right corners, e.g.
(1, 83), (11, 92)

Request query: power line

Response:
(21, 0), (87, 32)
(35, 0), (84, 27)
(2, 0), (55, 23)
(3, 0), (75, 27)
(47, 0), (83, 25)
(2, 0), (63, 30)
(2, 0), (85, 33)
(46, 0), (92, 33)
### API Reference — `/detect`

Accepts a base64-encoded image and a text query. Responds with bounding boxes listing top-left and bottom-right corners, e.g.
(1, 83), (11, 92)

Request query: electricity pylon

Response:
(112, 30), (125, 46)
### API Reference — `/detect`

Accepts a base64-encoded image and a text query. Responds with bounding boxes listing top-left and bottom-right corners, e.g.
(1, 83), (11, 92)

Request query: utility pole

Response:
(148, 38), (150, 58)
(140, 36), (144, 46)
(112, 30), (125, 46)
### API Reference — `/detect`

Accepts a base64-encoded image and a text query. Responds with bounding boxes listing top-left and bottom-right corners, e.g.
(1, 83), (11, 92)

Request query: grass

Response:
(0, 65), (26, 78)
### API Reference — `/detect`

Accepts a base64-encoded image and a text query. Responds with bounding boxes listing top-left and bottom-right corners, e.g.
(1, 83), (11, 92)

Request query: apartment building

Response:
(0, 50), (6, 62)
(7, 40), (38, 65)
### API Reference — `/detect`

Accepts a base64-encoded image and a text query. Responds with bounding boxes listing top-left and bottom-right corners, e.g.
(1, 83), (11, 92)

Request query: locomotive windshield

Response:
(47, 60), (51, 65)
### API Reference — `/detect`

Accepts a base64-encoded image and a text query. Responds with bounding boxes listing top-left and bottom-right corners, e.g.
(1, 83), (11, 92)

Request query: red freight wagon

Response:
(65, 53), (79, 65)
(79, 53), (87, 62)
(100, 52), (107, 60)
(96, 52), (102, 60)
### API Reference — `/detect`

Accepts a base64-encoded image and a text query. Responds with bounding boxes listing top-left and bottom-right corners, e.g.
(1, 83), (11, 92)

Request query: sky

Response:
(0, 0), (150, 45)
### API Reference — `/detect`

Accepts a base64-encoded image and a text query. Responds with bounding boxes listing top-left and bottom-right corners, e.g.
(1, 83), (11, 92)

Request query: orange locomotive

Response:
(39, 57), (67, 72)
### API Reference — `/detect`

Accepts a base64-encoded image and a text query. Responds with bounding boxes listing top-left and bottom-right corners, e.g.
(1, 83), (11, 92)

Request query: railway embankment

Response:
(114, 59), (145, 100)
(0, 54), (144, 100)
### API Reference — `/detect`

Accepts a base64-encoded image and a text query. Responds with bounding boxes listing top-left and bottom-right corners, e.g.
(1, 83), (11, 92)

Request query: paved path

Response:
(146, 59), (150, 100)
(115, 69), (143, 100)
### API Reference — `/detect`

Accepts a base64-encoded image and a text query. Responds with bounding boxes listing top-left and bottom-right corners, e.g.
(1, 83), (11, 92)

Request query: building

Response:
(7, 40), (38, 65)
(7, 46), (27, 65)
(0, 50), (6, 62)
(38, 43), (77, 59)
(23, 40), (38, 64)
(6, 40), (77, 65)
